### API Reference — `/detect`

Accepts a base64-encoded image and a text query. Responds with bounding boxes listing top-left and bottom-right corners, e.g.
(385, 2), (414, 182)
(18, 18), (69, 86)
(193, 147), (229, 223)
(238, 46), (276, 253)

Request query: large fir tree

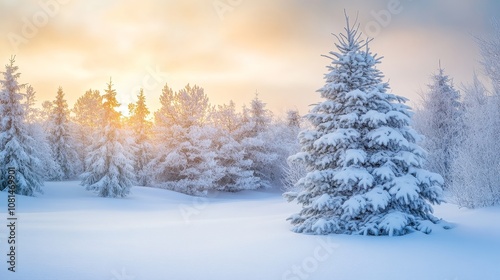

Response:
(0, 57), (44, 196)
(285, 17), (444, 236)
(80, 79), (135, 198)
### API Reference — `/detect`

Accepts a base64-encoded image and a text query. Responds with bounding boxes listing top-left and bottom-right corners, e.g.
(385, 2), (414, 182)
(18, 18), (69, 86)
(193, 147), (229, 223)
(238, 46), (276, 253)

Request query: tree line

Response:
(1, 17), (500, 228)
(0, 59), (301, 197)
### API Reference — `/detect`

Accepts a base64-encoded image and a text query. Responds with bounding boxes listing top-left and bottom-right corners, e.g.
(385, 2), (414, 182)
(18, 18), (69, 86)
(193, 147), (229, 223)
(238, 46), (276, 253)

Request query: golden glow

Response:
(0, 0), (487, 115)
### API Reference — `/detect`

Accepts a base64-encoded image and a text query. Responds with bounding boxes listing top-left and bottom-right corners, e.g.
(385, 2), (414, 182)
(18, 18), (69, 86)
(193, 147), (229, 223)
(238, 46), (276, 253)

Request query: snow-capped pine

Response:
(210, 102), (260, 191)
(21, 84), (64, 180)
(280, 109), (305, 192)
(72, 89), (103, 171)
(150, 84), (218, 196)
(236, 95), (278, 188)
(0, 56), (44, 196)
(80, 79), (135, 198)
(285, 17), (444, 236)
(128, 89), (153, 186)
(48, 86), (81, 179)
(24, 84), (38, 123)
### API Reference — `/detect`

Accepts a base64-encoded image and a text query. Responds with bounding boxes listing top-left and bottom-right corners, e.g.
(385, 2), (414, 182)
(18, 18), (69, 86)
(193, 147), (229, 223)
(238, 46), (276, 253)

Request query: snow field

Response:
(0, 181), (499, 280)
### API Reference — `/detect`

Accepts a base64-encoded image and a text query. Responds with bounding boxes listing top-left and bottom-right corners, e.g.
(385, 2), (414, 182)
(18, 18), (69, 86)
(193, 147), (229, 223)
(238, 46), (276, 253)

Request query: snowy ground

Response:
(0, 182), (499, 280)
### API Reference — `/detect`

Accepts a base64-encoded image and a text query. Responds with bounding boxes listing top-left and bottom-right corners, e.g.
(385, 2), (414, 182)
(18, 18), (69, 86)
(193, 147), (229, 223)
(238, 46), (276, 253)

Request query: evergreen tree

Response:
(415, 66), (463, 189)
(128, 89), (153, 186)
(48, 86), (81, 179)
(211, 101), (241, 134)
(0, 57), (44, 196)
(21, 85), (63, 180)
(248, 93), (271, 135)
(80, 79), (135, 198)
(151, 83), (219, 196)
(286, 109), (301, 128)
(281, 109), (306, 191)
(236, 94), (277, 188)
(24, 84), (39, 124)
(210, 102), (260, 191)
(237, 94), (272, 139)
(284, 17), (444, 236)
(72, 89), (102, 170)
(40, 100), (54, 131)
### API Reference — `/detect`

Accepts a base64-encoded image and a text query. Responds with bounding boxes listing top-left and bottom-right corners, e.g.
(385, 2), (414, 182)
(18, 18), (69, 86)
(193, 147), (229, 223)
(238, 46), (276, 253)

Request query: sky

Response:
(0, 0), (499, 116)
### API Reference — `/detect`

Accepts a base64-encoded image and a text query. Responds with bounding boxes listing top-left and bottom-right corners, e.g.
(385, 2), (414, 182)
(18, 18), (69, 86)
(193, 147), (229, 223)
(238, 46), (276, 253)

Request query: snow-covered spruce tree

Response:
(284, 18), (444, 236)
(48, 86), (81, 179)
(72, 89), (103, 171)
(40, 100), (54, 131)
(236, 94), (278, 188)
(80, 79), (135, 198)
(128, 89), (153, 186)
(0, 56), (44, 196)
(247, 94), (271, 136)
(414, 66), (462, 189)
(212, 101), (241, 135)
(22, 86), (63, 181)
(286, 109), (301, 128)
(24, 84), (39, 123)
(150, 83), (218, 196)
(281, 109), (307, 192)
(210, 101), (260, 192)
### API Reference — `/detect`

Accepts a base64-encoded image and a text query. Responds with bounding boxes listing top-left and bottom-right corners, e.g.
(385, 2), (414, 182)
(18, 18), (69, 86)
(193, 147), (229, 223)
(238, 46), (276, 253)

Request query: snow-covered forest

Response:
(1, 2), (500, 278)
(2, 19), (500, 212)
(0, 56), (302, 198)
